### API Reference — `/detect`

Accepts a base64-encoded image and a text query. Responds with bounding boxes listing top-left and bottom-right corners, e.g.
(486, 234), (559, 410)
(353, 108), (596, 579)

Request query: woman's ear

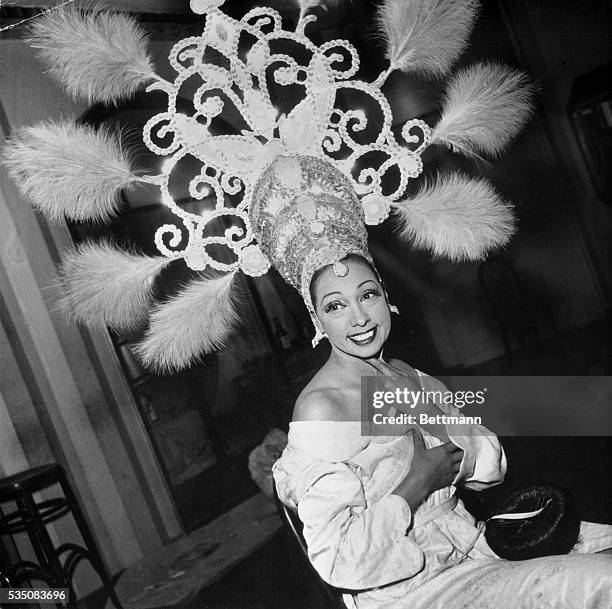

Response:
(382, 283), (399, 314)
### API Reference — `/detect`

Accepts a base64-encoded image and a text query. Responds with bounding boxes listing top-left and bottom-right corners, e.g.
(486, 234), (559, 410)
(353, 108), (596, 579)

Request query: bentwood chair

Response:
(273, 482), (347, 609)
(0, 464), (123, 609)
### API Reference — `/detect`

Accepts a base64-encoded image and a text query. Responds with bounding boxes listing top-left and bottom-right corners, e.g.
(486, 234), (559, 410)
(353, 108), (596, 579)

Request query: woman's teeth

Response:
(348, 327), (377, 345)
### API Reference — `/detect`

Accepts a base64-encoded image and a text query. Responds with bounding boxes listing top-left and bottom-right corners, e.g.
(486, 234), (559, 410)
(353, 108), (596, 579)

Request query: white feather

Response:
(28, 6), (155, 104)
(136, 273), (239, 372)
(431, 62), (537, 158)
(377, 0), (479, 76)
(392, 173), (515, 261)
(58, 241), (171, 331)
(2, 120), (138, 223)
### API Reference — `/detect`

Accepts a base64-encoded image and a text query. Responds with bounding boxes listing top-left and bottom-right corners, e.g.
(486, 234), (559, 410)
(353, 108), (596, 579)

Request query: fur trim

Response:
(431, 62), (537, 158)
(58, 241), (171, 331)
(135, 273), (239, 372)
(28, 6), (155, 104)
(2, 120), (138, 223)
(377, 0), (479, 76)
(392, 173), (515, 261)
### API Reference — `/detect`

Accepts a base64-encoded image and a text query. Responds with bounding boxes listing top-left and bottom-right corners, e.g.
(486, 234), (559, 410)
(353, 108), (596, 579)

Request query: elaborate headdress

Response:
(2, 0), (535, 371)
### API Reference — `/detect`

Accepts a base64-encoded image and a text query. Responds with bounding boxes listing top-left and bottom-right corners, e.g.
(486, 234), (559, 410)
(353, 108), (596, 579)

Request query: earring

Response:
(311, 326), (327, 347)
(381, 282), (399, 315)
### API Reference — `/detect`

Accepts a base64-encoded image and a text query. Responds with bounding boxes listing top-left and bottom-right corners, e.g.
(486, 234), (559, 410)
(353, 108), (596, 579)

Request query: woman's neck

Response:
(327, 344), (383, 377)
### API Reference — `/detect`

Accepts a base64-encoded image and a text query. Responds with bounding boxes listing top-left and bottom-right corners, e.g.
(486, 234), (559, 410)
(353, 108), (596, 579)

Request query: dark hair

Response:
(308, 254), (377, 308)
(484, 482), (580, 560)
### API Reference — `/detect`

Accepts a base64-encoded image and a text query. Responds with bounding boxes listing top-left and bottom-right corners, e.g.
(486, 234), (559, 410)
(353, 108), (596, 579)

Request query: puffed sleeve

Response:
(446, 427), (507, 490)
(419, 372), (507, 490)
(297, 462), (425, 590)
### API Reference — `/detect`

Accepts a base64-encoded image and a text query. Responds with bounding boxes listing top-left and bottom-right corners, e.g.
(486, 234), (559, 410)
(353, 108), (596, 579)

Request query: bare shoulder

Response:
(293, 386), (349, 421)
(292, 360), (360, 421)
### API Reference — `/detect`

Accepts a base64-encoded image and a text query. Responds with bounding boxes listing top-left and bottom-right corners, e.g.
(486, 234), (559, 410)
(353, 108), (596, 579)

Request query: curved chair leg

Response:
(58, 543), (123, 609)
(57, 471), (124, 609)
(12, 567), (66, 609)
(15, 494), (64, 578)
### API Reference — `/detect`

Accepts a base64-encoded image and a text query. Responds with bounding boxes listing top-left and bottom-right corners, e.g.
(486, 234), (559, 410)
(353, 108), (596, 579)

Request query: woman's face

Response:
(312, 257), (391, 358)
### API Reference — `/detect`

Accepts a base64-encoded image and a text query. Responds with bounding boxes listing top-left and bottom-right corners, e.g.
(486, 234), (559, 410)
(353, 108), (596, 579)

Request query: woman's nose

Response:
(350, 303), (370, 326)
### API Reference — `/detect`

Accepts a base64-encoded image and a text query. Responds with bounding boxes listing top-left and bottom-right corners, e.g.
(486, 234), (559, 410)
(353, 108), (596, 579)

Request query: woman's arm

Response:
(296, 462), (425, 590)
(276, 427), (461, 589)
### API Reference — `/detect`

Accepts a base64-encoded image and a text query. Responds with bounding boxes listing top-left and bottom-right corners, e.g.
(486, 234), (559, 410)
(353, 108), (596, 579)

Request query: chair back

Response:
(273, 483), (347, 609)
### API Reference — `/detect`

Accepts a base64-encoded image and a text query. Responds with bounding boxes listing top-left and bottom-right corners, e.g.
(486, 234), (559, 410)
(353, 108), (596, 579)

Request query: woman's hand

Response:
(365, 358), (421, 393)
(392, 428), (464, 511)
(365, 358), (449, 442)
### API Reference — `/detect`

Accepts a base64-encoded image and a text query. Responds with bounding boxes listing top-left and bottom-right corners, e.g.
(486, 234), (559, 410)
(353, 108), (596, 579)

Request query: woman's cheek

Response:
(319, 312), (343, 339)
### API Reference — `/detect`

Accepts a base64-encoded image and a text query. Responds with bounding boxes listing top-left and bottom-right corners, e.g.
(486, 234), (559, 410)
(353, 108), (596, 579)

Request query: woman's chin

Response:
(344, 339), (384, 359)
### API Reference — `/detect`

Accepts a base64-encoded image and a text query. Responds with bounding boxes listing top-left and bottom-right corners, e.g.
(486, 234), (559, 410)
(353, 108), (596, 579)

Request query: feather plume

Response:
(58, 241), (171, 331)
(135, 273), (239, 372)
(28, 6), (155, 104)
(2, 120), (139, 222)
(392, 173), (515, 261)
(377, 0), (479, 77)
(431, 62), (537, 158)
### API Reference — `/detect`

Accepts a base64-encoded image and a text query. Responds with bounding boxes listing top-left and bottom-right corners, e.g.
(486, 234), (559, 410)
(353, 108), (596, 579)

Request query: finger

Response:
(365, 358), (384, 374)
(379, 359), (412, 378)
(410, 427), (426, 451)
(441, 441), (463, 454)
(451, 450), (464, 464)
(366, 358), (414, 385)
(448, 446), (465, 457)
(384, 361), (408, 376)
(366, 358), (394, 375)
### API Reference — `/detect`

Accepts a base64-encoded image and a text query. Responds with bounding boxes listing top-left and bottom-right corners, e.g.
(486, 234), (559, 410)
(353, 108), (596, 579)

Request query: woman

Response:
(273, 253), (612, 609)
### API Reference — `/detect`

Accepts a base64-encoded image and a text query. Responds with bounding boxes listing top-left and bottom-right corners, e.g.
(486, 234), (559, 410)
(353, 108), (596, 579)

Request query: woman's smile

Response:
(347, 326), (378, 346)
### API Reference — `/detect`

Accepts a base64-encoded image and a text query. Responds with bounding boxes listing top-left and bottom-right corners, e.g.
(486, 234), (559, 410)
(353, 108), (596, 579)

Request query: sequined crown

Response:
(250, 156), (372, 296)
(141, 0), (432, 279)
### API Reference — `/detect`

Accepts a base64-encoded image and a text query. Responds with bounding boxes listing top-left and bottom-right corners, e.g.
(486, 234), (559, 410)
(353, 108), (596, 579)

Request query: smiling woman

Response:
(310, 255), (391, 357)
(274, 248), (612, 608)
(268, 159), (612, 605)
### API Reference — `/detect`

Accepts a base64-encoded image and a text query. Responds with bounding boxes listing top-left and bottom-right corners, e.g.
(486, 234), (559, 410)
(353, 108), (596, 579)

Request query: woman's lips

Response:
(348, 326), (377, 346)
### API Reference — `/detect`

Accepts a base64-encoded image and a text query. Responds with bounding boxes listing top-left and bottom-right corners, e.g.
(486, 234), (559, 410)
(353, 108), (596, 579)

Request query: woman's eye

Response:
(361, 289), (381, 301)
(323, 301), (344, 313)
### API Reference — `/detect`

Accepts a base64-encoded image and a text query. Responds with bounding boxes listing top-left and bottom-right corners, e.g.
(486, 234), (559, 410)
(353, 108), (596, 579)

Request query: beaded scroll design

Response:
(141, 0), (431, 278)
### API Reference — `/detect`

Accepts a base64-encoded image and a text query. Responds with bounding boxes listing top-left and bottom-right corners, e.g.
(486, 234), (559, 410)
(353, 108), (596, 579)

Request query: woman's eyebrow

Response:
(320, 291), (341, 304)
(357, 280), (378, 288)
(320, 280), (378, 304)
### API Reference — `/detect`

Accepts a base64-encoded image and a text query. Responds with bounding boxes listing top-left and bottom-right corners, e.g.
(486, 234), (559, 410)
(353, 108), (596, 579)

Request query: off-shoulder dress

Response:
(273, 371), (612, 609)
